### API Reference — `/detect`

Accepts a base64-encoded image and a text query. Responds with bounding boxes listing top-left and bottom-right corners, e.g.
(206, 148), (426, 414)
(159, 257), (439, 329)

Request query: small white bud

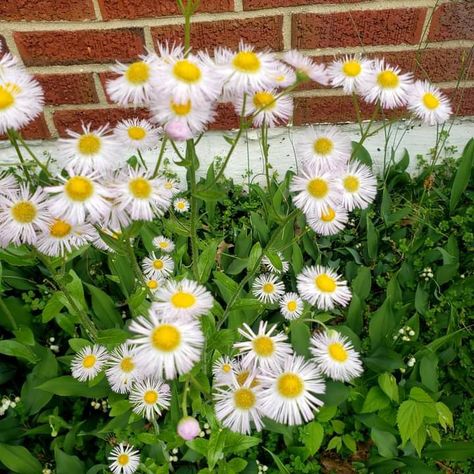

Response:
(400, 368), (406, 373)
(49, 337), (55, 342)
(14, 397), (20, 403)
(399, 328), (405, 334)
(203, 423), (210, 429)
(172, 448), (178, 454)
(199, 431), (205, 437)
(408, 330), (415, 336)
(407, 357), (416, 367)
(10, 402), (16, 408)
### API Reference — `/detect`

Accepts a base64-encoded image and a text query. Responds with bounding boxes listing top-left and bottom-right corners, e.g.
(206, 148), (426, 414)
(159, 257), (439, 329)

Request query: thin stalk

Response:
(187, 139), (200, 280)
(181, 378), (190, 416)
(0, 297), (18, 331)
(261, 122), (271, 191)
(124, 237), (154, 300)
(152, 137), (168, 178)
(15, 132), (51, 177)
(7, 129), (32, 184)
(137, 149), (148, 170)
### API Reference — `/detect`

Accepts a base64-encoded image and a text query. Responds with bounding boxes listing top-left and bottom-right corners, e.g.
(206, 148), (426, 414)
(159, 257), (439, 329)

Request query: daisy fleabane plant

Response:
(71, 345), (108, 382)
(108, 443), (140, 474)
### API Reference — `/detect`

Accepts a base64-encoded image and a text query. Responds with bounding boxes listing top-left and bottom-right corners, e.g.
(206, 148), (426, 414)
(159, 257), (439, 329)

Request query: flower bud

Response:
(177, 416), (200, 441)
(164, 121), (193, 142)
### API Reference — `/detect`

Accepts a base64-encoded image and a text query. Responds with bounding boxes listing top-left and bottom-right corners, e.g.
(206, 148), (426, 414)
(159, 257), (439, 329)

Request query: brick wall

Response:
(0, 0), (472, 140)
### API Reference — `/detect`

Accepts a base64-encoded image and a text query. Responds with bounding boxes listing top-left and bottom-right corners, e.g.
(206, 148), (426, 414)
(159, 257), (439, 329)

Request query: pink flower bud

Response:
(164, 120), (193, 142)
(177, 416), (200, 441)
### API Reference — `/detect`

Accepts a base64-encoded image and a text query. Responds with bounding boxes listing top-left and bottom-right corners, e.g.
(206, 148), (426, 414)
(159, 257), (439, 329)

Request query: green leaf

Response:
(42, 292), (66, 323)
(428, 426), (441, 446)
(13, 326), (35, 346)
(186, 438), (209, 457)
(424, 441), (474, 461)
(342, 434), (356, 453)
(36, 376), (109, 398)
(265, 250), (283, 272)
(226, 458), (247, 472)
(85, 284), (122, 329)
(361, 387), (391, 413)
(55, 447), (85, 474)
(0, 443), (42, 474)
(263, 448), (290, 474)
(327, 436), (342, 452)
(197, 239), (218, 283)
(352, 141), (372, 166)
(213, 272), (240, 304)
(250, 212), (270, 243)
(0, 340), (38, 363)
(300, 421), (324, 454)
(371, 428), (398, 458)
(420, 353), (439, 392)
(290, 321), (311, 358)
(366, 216), (378, 259)
(68, 338), (92, 352)
(223, 433), (260, 454)
(378, 373), (399, 403)
(95, 329), (129, 346)
(449, 138), (473, 213)
(411, 425), (427, 457)
(207, 429), (225, 470)
(351, 266), (371, 300)
(346, 294), (363, 335)
(409, 387), (434, 404)
(247, 242), (262, 271)
(415, 284), (429, 316)
(435, 402), (453, 430)
(397, 400), (424, 445)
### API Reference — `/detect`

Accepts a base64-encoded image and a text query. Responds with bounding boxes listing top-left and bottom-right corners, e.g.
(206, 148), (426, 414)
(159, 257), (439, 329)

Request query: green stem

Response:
(124, 237), (154, 300)
(217, 209), (300, 329)
(187, 139), (200, 280)
(15, 132), (51, 178)
(7, 129), (32, 185)
(181, 377), (190, 416)
(261, 122), (271, 191)
(137, 149), (148, 170)
(152, 137), (168, 178)
(0, 297), (18, 331)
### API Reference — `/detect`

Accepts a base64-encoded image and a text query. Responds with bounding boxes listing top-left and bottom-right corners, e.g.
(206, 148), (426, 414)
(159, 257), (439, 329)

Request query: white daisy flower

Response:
(338, 162), (377, 211)
(214, 369), (264, 434)
(283, 50), (329, 85)
(114, 118), (160, 152)
(58, 124), (121, 174)
(212, 355), (236, 387)
(150, 94), (215, 136)
(0, 68), (44, 134)
(71, 344), (108, 382)
(407, 80), (452, 125)
(101, 201), (132, 232)
(297, 125), (351, 171)
(0, 173), (18, 198)
(106, 344), (143, 394)
(261, 251), (289, 274)
(235, 90), (293, 128)
(306, 204), (349, 236)
(215, 42), (279, 96)
(152, 278), (213, 319)
(173, 197), (189, 213)
(361, 59), (413, 109)
(290, 163), (340, 217)
(260, 354), (325, 425)
(234, 321), (293, 370)
(163, 178), (180, 196)
(154, 44), (221, 103)
(272, 62), (297, 88)
(152, 235), (175, 253)
(108, 443), (140, 474)
(327, 54), (374, 94)
(0, 51), (22, 76)
(107, 54), (158, 106)
(297, 265), (351, 310)
(145, 277), (164, 294)
(45, 173), (111, 225)
(252, 273), (285, 304)
(35, 218), (93, 257)
(142, 253), (174, 279)
(128, 313), (204, 379)
(0, 185), (50, 246)
(111, 167), (172, 221)
(310, 331), (363, 382)
(279, 292), (304, 320)
(129, 376), (171, 420)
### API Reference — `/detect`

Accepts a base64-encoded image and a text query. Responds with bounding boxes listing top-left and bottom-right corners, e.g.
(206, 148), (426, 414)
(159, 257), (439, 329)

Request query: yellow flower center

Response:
(262, 282), (275, 294)
(287, 300), (297, 312)
(253, 91), (275, 109)
(315, 274), (337, 293)
(65, 176), (94, 201)
(233, 387), (256, 410)
(277, 373), (304, 398)
(159, 241), (169, 249)
(50, 219), (72, 238)
(147, 279), (159, 289)
(173, 59), (201, 83)
(126, 61), (150, 85)
(342, 60), (362, 77)
(0, 85), (15, 110)
(177, 202), (185, 209)
(117, 454), (129, 466)
(377, 70), (399, 89)
(78, 134), (101, 155)
(82, 354), (96, 368)
(171, 100), (192, 116)
(313, 137), (333, 156)
(236, 370), (259, 388)
(422, 92), (440, 110)
(171, 291), (196, 309)
(153, 259), (164, 270)
(164, 182), (173, 190)
(11, 201), (37, 223)
(343, 176), (360, 193)
(252, 336), (275, 357)
(129, 177), (152, 199)
(328, 342), (348, 362)
(143, 389), (158, 404)
(275, 74), (285, 83)
(127, 126), (146, 141)
(307, 178), (328, 198)
(320, 207), (336, 222)
(233, 51), (260, 72)
(151, 324), (181, 351)
(120, 356), (135, 372)
(222, 363), (232, 373)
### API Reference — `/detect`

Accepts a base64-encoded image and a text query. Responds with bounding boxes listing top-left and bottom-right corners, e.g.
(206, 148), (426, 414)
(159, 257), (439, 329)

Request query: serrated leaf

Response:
(361, 387), (391, 413)
(300, 421), (324, 454)
(378, 373), (399, 403)
(411, 425), (427, 457)
(397, 400), (424, 445)
(435, 402), (453, 430)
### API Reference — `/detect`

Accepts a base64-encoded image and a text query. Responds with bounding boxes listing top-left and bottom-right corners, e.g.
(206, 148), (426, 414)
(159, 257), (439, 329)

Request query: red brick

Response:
(444, 87), (474, 117)
(53, 108), (149, 136)
(0, 36), (9, 56)
(428, 2), (474, 42)
(14, 29), (145, 67)
(36, 73), (98, 106)
(98, 72), (119, 104)
(293, 95), (407, 125)
(292, 8), (426, 49)
(98, 0), (233, 20)
(210, 103), (239, 130)
(243, 0), (361, 9)
(0, 0), (95, 21)
(0, 114), (51, 140)
(151, 16), (283, 51)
